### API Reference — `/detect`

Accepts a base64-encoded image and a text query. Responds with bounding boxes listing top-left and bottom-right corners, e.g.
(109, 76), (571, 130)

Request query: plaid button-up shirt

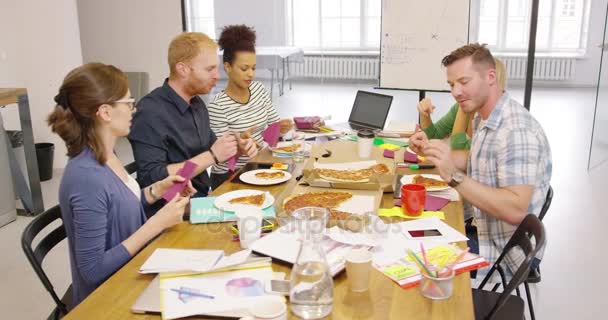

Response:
(467, 92), (552, 279)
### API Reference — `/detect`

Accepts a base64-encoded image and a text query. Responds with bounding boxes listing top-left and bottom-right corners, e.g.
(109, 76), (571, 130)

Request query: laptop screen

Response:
(348, 91), (393, 129)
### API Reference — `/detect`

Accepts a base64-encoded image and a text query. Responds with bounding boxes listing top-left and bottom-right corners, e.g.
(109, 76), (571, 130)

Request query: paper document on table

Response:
(160, 266), (276, 319)
(398, 217), (468, 243)
(139, 248), (251, 274)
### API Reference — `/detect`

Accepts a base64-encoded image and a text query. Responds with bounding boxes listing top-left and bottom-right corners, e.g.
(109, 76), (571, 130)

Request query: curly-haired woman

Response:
(207, 24), (293, 189)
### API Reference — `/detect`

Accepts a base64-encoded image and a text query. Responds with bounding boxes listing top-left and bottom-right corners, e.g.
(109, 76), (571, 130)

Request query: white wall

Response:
(571, 0), (608, 87)
(0, 0), (83, 169)
(77, 0), (183, 90)
(214, 0), (287, 46)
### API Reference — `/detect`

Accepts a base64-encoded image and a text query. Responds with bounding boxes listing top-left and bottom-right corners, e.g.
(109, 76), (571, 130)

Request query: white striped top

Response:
(208, 81), (281, 174)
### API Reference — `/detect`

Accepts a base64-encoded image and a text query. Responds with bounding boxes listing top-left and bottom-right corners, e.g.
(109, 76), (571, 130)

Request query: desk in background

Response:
(0, 88), (44, 215)
(219, 46), (304, 98)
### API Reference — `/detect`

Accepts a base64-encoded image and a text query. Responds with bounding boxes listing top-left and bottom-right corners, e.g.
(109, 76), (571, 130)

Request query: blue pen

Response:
(170, 288), (215, 299)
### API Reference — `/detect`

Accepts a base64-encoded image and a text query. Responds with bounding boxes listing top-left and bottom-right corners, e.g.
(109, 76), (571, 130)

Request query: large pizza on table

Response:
(282, 191), (370, 232)
(314, 163), (391, 183)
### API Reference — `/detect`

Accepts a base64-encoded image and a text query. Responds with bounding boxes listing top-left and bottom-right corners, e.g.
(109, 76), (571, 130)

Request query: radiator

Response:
(498, 56), (575, 81)
(289, 55), (379, 80)
(290, 55), (575, 81)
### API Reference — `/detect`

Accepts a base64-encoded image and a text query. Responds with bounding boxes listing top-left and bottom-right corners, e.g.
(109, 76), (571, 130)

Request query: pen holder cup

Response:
(419, 267), (455, 300)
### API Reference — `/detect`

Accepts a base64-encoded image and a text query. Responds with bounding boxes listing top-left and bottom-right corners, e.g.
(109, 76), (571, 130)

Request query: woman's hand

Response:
(417, 98), (436, 118)
(279, 119), (294, 134)
(154, 175), (196, 198)
(148, 194), (190, 231)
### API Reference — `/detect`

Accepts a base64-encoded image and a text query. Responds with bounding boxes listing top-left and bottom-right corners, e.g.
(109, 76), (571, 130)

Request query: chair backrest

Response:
(124, 161), (138, 175)
(478, 214), (546, 319)
(21, 205), (69, 315)
(538, 186), (553, 221)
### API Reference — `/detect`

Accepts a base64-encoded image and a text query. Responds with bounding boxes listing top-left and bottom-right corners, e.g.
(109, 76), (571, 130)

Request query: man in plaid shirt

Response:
(410, 44), (552, 279)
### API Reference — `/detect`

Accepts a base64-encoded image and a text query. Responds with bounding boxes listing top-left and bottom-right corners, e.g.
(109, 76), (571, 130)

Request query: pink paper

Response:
(262, 122), (281, 147)
(161, 160), (197, 201)
(394, 194), (449, 211)
(383, 149), (395, 158)
(404, 151), (419, 163)
(228, 155), (238, 172)
(294, 116), (321, 129)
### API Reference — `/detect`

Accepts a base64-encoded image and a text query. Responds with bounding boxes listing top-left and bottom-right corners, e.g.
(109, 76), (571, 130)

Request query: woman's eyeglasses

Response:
(114, 98), (136, 111)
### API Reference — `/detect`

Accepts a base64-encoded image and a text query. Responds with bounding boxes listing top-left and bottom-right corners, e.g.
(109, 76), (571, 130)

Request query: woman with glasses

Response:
(207, 25), (293, 189)
(48, 63), (195, 307)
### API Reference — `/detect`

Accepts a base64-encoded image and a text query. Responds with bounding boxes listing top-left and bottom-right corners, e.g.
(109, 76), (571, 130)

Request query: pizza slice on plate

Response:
(255, 171), (286, 180)
(228, 193), (266, 206)
(412, 175), (448, 188)
(274, 143), (300, 153)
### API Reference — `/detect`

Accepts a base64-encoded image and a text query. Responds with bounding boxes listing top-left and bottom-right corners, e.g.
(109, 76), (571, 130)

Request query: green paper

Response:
(373, 137), (385, 145)
(383, 138), (409, 147)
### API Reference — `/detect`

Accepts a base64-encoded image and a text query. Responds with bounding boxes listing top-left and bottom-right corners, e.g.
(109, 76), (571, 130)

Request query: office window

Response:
(184, 0), (216, 39)
(287, 0), (381, 51)
(477, 0), (590, 54)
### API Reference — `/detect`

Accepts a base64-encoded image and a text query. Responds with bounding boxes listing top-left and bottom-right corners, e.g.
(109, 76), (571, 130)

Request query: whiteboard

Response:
(379, 0), (470, 92)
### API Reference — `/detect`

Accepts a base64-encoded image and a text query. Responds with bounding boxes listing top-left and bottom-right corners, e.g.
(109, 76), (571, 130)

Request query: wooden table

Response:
(0, 88), (44, 214)
(64, 141), (473, 320)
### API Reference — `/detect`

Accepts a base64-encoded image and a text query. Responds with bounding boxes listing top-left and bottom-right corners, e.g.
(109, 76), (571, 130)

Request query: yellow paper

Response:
(406, 245), (459, 266)
(383, 265), (417, 280)
(377, 207), (445, 220)
(378, 143), (401, 151)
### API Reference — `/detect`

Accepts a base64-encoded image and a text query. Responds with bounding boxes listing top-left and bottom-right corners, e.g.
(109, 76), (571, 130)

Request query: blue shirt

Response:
(128, 79), (217, 198)
(59, 148), (148, 307)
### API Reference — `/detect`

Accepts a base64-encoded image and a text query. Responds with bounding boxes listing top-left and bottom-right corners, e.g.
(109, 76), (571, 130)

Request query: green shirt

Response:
(421, 103), (471, 150)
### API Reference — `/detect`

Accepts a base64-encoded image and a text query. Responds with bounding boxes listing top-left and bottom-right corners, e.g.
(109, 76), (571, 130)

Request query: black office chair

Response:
(472, 214), (546, 320)
(21, 205), (72, 319)
(518, 185), (552, 320)
(124, 161), (138, 175)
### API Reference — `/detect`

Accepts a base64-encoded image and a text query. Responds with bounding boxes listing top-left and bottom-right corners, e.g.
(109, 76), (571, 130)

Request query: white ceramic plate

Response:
(400, 174), (450, 192)
(214, 189), (275, 211)
(239, 169), (292, 186)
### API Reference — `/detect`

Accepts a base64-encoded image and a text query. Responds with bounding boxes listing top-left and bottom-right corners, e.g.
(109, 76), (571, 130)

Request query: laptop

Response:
(331, 90), (393, 132)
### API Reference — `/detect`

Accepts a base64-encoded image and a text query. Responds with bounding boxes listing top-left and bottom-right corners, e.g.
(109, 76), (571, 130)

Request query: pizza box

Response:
(302, 140), (396, 192)
(274, 184), (384, 232)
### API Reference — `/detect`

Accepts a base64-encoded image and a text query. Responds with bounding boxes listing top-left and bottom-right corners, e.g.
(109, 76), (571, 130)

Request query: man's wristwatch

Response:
(448, 171), (465, 188)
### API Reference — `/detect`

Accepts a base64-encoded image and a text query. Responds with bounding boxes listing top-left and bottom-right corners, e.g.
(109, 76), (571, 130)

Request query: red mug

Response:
(401, 184), (426, 216)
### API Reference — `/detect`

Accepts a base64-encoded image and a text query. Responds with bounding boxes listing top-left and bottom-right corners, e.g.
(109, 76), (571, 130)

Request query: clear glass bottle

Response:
(289, 207), (333, 319)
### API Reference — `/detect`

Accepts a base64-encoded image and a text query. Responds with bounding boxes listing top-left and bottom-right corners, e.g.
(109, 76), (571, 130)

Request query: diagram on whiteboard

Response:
(379, 0), (470, 91)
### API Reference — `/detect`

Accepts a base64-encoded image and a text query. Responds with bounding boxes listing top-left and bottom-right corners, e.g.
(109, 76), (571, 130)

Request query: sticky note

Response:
(383, 265), (417, 280)
(373, 137), (385, 146)
(383, 149), (395, 158)
(378, 143), (401, 151)
(377, 207), (445, 220)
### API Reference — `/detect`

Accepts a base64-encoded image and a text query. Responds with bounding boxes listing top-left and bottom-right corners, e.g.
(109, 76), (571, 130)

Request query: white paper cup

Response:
(357, 129), (375, 159)
(235, 207), (264, 249)
(345, 248), (373, 292)
(249, 297), (287, 320)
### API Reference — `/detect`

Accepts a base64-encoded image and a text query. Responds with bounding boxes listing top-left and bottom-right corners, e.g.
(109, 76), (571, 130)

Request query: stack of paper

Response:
(139, 249), (252, 274)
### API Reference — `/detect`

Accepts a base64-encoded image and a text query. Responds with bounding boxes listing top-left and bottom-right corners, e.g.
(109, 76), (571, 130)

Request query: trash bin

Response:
(35, 142), (54, 181)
